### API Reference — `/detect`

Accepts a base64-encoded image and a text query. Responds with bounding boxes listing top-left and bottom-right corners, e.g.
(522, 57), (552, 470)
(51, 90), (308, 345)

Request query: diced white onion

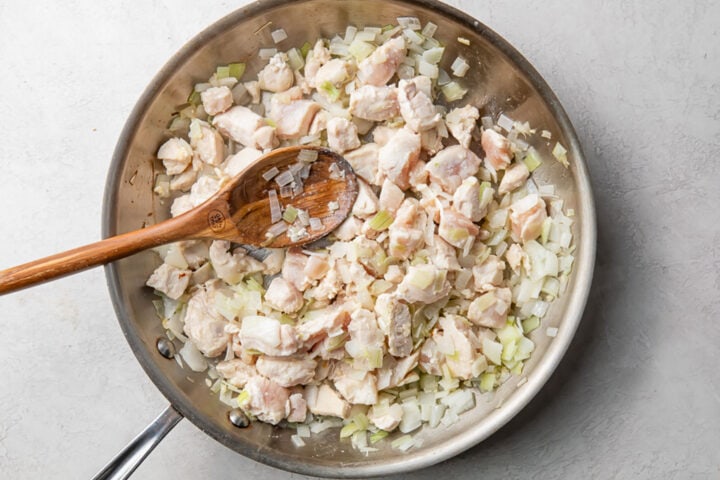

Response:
(271, 28), (288, 44)
(397, 16), (422, 30)
(262, 166), (279, 181)
(268, 189), (281, 223)
(497, 113), (514, 132)
(259, 48), (278, 59)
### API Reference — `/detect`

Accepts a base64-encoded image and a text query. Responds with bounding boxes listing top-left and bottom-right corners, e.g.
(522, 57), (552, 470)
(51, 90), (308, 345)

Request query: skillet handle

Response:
(92, 405), (183, 480)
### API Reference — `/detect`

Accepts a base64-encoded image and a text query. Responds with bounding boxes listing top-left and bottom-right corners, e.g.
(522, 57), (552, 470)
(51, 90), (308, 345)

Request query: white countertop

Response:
(1, 1), (718, 478)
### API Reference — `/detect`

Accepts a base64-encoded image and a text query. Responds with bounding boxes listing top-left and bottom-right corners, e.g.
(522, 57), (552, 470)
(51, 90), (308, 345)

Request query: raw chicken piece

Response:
(306, 383), (350, 419)
(146, 263), (191, 300)
(388, 198), (424, 259)
(296, 306), (351, 349)
(188, 175), (221, 207)
(223, 147), (263, 177)
(170, 194), (194, 217)
(333, 216), (363, 241)
(331, 362), (378, 405)
(481, 129), (512, 171)
(498, 162), (530, 195)
(239, 315), (298, 356)
(352, 179), (379, 218)
(244, 80), (261, 104)
(216, 359), (257, 388)
(310, 266), (342, 303)
(183, 281), (230, 357)
(376, 352), (419, 389)
(343, 143), (380, 185)
(472, 255), (505, 291)
(453, 176), (488, 222)
(344, 309), (385, 371)
(304, 40), (331, 87)
(269, 99), (321, 139)
(420, 126), (445, 155)
(505, 243), (525, 273)
(286, 393), (307, 422)
(282, 248), (311, 291)
(396, 264), (450, 304)
(256, 356), (317, 387)
(200, 86), (233, 116)
(157, 138), (192, 175)
(437, 315), (476, 380)
(190, 120), (225, 166)
(304, 255), (330, 281)
(262, 248), (285, 275)
(372, 125), (398, 146)
(432, 236), (461, 270)
(264, 277), (304, 313)
(170, 169), (197, 192)
(384, 265), (404, 284)
(397, 77), (441, 132)
(213, 106), (269, 148)
(378, 127), (421, 190)
(176, 240), (209, 269)
(425, 145), (482, 193)
(257, 53), (294, 92)
(357, 36), (406, 86)
(467, 287), (512, 329)
(253, 125), (278, 150)
(438, 208), (479, 249)
(327, 117), (361, 153)
(367, 403), (403, 431)
(509, 194), (547, 243)
(315, 59), (354, 92)
(378, 178), (405, 214)
(209, 240), (264, 285)
(349, 85), (400, 121)
(445, 105), (479, 148)
(374, 294), (412, 357)
(407, 159), (428, 187)
(418, 338), (443, 375)
(243, 376), (290, 425)
(308, 109), (329, 135)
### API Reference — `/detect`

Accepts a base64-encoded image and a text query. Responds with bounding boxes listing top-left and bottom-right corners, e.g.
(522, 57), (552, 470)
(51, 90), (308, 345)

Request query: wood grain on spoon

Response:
(0, 146), (358, 295)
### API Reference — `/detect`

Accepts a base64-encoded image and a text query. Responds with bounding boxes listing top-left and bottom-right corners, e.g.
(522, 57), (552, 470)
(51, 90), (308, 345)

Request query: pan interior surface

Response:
(103, 0), (595, 476)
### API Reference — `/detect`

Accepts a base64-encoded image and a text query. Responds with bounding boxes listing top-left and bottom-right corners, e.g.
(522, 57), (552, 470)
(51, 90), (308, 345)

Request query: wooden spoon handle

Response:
(0, 215), (197, 295)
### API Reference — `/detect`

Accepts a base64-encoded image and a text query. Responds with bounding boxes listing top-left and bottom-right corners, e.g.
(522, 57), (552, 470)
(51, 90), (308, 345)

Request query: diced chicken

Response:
(481, 129), (512, 171)
(452, 177), (488, 222)
(437, 315), (476, 379)
(177, 240), (209, 269)
(344, 309), (384, 371)
(209, 240), (264, 285)
(349, 85), (400, 121)
(438, 208), (480, 249)
(304, 40), (331, 87)
(264, 277), (304, 313)
(368, 402), (404, 432)
(190, 120), (225, 166)
(304, 255), (330, 280)
(352, 179), (379, 218)
(384, 265), (404, 284)
(170, 194), (194, 217)
(262, 248), (285, 275)
(331, 363), (378, 405)
(213, 106), (270, 149)
(243, 376), (290, 425)
(183, 281), (230, 357)
(244, 80), (261, 104)
(306, 383), (350, 419)
(378, 127), (421, 190)
(420, 126), (445, 155)
(282, 248), (311, 291)
(315, 59), (354, 91)
(286, 393), (308, 422)
(374, 294), (412, 357)
(310, 265), (342, 303)
(472, 255), (505, 291)
(146, 263), (191, 300)
(224, 147), (263, 177)
(408, 159), (428, 187)
(257, 53), (294, 93)
(200, 86), (233, 116)
(190, 263), (213, 286)
(216, 359), (257, 388)
(396, 264), (450, 304)
(445, 105), (479, 148)
(467, 287), (512, 328)
(505, 243), (525, 273)
(187, 175), (221, 208)
(372, 125), (398, 146)
(333, 215), (363, 241)
(269, 99), (321, 139)
(157, 138), (193, 175)
(253, 125), (278, 150)
(418, 338), (443, 375)
(378, 178), (404, 214)
(509, 194), (547, 243)
(256, 356), (317, 387)
(170, 169), (197, 192)
(388, 198), (424, 259)
(426, 145), (482, 193)
(343, 143), (380, 185)
(376, 352), (419, 390)
(327, 117), (361, 153)
(239, 315), (299, 356)
(296, 306), (350, 349)
(432, 236), (461, 270)
(397, 77), (441, 132)
(499, 162), (530, 195)
(357, 36), (406, 86)
(308, 109), (329, 135)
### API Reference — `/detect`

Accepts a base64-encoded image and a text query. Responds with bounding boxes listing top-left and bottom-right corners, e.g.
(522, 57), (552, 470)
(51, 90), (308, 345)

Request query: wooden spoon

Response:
(0, 145), (358, 295)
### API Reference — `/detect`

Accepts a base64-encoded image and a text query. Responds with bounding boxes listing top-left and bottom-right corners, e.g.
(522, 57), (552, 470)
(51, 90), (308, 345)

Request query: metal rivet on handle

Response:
(228, 408), (250, 428)
(156, 337), (176, 359)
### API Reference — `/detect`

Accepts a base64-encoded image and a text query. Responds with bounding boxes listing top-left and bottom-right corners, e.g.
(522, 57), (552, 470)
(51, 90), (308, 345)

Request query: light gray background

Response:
(0, 1), (718, 478)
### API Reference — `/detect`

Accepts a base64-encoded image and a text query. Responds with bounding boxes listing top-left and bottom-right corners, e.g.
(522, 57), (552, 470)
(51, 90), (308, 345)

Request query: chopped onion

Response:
(397, 16), (421, 30)
(441, 81), (467, 102)
(271, 28), (288, 44)
(287, 48), (305, 70)
(309, 217), (323, 231)
(546, 327), (558, 337)
(275, 170), (294, 187)
(552, 142), (569, 167)
(421, 21), (438, 38)
(457, 36), (470, 45)
(262, 166), (280, 181)
(497, 113), (514, 132)
(344, 25), (357, 43)
(259, 48), (278, 59)
(541, 129), (552, 139)
(268, 189), (281, 223)
(450, 56), (470, 77)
